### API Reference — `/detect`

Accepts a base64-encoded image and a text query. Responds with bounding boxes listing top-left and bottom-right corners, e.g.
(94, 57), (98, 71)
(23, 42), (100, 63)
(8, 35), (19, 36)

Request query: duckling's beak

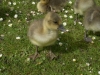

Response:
(58, 25), (66, 32)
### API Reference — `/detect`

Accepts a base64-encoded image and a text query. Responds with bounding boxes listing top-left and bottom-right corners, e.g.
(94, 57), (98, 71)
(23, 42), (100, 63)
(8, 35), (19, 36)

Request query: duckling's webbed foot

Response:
(29, 46), (40, 61)
(47, 50), (57, 60)
(84, 30), (92, 42)
(84, 37), (92, 42)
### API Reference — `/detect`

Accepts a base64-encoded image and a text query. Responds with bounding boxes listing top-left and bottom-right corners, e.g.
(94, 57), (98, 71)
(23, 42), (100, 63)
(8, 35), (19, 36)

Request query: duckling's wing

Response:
(28, 19), (43, 38)
(85, 7), (100, 24)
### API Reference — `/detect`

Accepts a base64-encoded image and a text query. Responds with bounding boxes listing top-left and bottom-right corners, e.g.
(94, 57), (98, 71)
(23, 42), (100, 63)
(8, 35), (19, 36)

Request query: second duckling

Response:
(83, 6), (100, 42)
(74, 0), (95, 15)
(37, 0), (51, 13)
(73, 0), (95, 22)
(28, 12), (66, 60)
(49, 0), (67, 12)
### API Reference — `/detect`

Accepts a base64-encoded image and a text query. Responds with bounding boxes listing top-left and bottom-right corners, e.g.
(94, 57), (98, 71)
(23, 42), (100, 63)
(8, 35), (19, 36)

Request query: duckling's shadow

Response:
(0, 7), (16, 20)
(45, 33), (89, 54)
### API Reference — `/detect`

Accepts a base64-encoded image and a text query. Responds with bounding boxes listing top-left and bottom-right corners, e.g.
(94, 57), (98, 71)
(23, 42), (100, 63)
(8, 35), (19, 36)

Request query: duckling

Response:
(28, 12), (66, 60)
(73, 0), (96, 22)
(83, 6), (100, 42)
(37, 0), (51, 13)
(49, 0), (67, 12)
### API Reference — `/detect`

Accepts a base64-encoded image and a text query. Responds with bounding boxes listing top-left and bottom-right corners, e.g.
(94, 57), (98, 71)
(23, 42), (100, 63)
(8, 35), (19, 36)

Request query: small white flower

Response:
(10, 7), (14, 11)
(74, 21), (76, 25)
(65, 10), (68, 13)
(1, 34), (4, 37)
(61, 32), (64, 34)
(66, 29), (69, 32)
(98, 71), (100, 74)
(14, 14), (18, 18)
(37, 13), (40, 15)
(8, 2), (11, 5)
(32, 2), (35, 5)
(8, 20), (11, 22)
(66, 48), (68, 50)
(17, 7), (19, 8)
(69, 1), (72, 4)
(91, 41), (94, 44)
(89, 71), (92, 73)
(8, 23), (12, 27)
(26, 58), (30, 62)
(92, 36), (96, 40)
(5, 13), (9, 16)
(22, 1), (25, 3)
(63, 22), (67, 26)
(0, 54), (2, 58)
(69, 15), (73, 19)
(86, 63), (90, 66)
(59, 42), (63, 46)
(0, 18), (3, 21)
(25, 18), (27, 20)
(64, 14), (68, 18)
(62, 9), (65, 11)
(16, 36), (20, 40)
(18, 1), (21, 4)
(73, 59), (76, 62)
(71, 9), (73, 11)
(13, 2), (16, 5)
(78, 22), (82, 25)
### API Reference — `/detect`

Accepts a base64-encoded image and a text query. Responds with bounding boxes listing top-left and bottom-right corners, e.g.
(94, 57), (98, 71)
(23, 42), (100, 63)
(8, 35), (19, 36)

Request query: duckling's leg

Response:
(76, 14), (78, 22)
(84, 30), (92, 42)
(74, 14), (79, 25)
(29, 46), (40, 61)
(47, 50), (57, 60)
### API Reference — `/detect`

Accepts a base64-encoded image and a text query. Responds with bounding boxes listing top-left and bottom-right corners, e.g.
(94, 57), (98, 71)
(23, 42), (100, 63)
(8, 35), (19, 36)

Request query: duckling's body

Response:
(84, 6), (100, 31)
(49, 0), (67, 12)
(74, 0), (95, 15)
(28, 12), (65, 60)
(83, 6), (100, 42)
(28, 19), (58, 47)
(37, 0), (51, 13)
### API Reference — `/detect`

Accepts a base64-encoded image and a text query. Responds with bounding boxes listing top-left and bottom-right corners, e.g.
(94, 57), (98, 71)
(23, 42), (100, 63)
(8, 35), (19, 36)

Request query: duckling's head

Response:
(40, 0), (49, 3)
(44, 12), (66, 32)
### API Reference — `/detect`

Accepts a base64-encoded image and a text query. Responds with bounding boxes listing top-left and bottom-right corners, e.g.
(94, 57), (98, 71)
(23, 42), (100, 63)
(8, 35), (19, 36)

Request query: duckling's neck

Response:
(42, 20), (49, 34)
(42, 20), (54, 34)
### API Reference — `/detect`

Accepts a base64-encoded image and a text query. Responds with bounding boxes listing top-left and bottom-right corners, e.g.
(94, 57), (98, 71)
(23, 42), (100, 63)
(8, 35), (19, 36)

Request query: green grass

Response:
(0, 0), (100, 75)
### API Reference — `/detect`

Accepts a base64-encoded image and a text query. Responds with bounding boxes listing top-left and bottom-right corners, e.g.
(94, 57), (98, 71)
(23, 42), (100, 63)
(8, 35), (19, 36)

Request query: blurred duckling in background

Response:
(37, 0), (51, 13)
(28, 12), (66, 60)
(73, 0), (95, 22)
(49, 0), (67, 12)
(83, 6), (100, 42)
(37, 0), (68, 13)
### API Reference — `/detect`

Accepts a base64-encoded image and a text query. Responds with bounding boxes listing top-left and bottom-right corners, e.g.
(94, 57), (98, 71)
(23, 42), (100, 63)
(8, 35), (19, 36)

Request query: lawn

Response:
(0, 0), (100, 75)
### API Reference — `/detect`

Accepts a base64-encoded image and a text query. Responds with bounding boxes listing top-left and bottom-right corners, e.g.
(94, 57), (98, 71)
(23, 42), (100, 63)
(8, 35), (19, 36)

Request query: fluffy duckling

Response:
(37, 0), (51, 13)
(28, 12), (66, 60)
(74, 0), (95, 15)
(73, 0), (95, 21)
(83, 6), (100, 42)
(49, 0), (67, 12)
